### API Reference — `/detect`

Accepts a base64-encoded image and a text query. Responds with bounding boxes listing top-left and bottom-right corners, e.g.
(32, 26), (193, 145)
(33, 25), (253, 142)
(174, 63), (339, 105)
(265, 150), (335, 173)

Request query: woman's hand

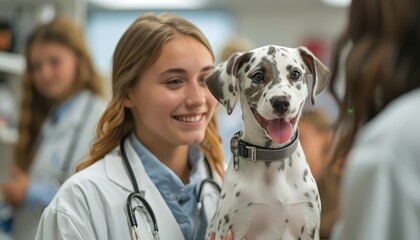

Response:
(1, 165), (29, 207)
(210, 230), (234, 240)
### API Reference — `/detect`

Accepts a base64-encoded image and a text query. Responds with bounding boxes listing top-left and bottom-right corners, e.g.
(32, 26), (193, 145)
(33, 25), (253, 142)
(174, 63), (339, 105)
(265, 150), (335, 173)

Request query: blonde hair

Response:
(77, 13), (225, 177)
(15, 16), (104, 171)
(220, 36), (254, 62)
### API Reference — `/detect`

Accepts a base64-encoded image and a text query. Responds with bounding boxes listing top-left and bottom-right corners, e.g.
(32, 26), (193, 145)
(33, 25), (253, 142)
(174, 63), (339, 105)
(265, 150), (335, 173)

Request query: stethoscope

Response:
(120, 138), (221, 240)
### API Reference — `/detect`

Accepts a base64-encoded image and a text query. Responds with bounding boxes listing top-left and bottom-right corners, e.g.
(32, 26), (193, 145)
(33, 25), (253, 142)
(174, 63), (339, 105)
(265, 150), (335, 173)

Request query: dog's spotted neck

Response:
(230, 131), (299, 171)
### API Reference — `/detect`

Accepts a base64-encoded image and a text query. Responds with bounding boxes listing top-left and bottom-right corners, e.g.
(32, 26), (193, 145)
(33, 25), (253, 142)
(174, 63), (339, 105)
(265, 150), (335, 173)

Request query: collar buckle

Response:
(245, 145), (257, 162)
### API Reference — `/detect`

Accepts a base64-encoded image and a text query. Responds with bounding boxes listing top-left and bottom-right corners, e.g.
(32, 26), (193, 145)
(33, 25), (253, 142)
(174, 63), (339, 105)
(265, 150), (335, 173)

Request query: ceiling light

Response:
(320, 0), (351, 7)
(88, 0), (206, 9)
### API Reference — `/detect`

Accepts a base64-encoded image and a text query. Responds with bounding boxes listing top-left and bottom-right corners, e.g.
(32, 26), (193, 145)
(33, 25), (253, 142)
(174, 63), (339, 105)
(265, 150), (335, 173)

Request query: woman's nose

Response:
(37, 63), (53, 79)
(185, 83), (206, 107)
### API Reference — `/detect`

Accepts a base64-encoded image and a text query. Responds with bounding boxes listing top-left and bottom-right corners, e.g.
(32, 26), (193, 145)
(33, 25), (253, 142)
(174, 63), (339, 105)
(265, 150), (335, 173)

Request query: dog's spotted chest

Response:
(206, 147), (320, 240)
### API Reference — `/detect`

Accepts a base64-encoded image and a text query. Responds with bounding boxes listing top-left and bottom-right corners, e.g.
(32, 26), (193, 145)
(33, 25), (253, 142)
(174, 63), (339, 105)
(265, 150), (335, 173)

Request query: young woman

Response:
(328, 0), (420, 239)
(0, 17), (106, 240)
(35, 13), (227, 240)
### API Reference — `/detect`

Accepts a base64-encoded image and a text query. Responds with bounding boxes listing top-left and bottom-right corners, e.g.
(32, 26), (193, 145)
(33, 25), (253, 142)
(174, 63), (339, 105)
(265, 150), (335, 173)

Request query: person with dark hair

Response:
(1, 17), (106, 240)
(327, 0), (420, 238)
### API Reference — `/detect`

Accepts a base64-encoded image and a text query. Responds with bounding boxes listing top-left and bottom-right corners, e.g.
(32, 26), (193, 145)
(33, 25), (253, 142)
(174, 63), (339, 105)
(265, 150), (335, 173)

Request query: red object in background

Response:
(301, 38), (329, 64)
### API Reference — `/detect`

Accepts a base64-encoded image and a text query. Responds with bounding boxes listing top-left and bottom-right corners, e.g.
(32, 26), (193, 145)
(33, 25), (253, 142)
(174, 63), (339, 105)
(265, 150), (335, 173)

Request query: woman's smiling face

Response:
(124, 34), (217, 149)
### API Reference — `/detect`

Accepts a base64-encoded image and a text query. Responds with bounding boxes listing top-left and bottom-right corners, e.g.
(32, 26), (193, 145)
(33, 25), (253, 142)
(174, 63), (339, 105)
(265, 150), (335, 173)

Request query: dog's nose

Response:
(270, 96), (290, 115)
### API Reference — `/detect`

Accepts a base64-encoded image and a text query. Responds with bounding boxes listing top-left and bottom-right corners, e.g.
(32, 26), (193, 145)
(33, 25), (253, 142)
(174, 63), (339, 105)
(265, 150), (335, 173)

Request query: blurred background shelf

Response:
(0, 127), (17, 144)
(0, 51), (24, 76)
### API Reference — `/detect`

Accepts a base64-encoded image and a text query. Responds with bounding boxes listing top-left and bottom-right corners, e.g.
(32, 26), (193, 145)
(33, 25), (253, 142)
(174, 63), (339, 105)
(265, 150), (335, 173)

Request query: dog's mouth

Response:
(251, 108), (297, 144)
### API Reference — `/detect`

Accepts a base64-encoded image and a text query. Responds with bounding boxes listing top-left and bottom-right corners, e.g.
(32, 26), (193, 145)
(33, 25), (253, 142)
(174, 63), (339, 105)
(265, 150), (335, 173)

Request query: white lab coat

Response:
(331, 88), (420, 240)
(35, 137), (222, 240)
(12, 91), (106, 240)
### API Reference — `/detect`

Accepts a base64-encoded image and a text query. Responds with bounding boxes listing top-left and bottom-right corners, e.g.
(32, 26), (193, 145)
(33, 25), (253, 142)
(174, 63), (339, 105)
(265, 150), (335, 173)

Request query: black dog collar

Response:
(230, 131), (299, 171)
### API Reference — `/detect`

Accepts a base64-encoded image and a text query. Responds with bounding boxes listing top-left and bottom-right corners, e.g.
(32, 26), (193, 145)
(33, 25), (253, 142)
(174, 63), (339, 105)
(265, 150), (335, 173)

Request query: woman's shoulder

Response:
(357, 88), (420, 140)
(350, 88), (420, 167)
(53, 150), (122, 202)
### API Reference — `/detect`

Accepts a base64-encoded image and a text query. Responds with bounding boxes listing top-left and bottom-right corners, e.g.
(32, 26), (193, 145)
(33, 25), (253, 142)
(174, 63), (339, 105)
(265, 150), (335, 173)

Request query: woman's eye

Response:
(166, 79), (182, 85)
(290, 70), (301, 81)
(251, 72), (264, 83)
(198, 77), (207, 85)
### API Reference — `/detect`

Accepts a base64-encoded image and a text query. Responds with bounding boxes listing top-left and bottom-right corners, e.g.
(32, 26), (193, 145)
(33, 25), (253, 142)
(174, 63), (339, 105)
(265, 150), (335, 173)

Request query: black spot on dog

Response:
(286, 65), (293, 71)
(280, 48), (289, 53)
(289, 156), (293, 167)
(234, 209), (239, 213)
(304, 192), (310, 198)
(218, 219), (222, 231)
(234, 52), (253, 78)
(278, 160), (285, 171)
(310, 228), (316, 239)
(224, 214), (230, 224)
(247, 202), (253, 207)
(226, 53), (239, 76)
(229, 224), (233, 230)
(234, 183), (237, 187)
(251, 57), (256, 63)
(303, 169), (308, 182)
(301, 226), (305, 234)
(221, 193), (226, 199)
(315, 194), (319, 202)
(296, 83), (301, 90)
(293, 59), (297, 63)
(235, 191), (241, 197)
(265, 139), (273, 148)
(268, 46), (276, 55)
(308, 202), (314, 208)
(245, 64), (250, 73)
(265, 162), (271, 168)
(228, 84), (234, 93)
(285, 219), (289, 224)
(206, 70), (225, 102)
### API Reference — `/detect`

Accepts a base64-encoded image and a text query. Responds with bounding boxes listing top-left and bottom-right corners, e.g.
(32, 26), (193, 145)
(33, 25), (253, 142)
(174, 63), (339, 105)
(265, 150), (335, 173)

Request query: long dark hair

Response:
(329, 0), (420, 160)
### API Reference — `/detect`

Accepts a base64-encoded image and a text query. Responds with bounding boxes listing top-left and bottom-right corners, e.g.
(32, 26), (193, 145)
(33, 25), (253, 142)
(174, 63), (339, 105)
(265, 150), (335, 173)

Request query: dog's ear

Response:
(205, 52), (241, 115)
(298, 46), (331, 104)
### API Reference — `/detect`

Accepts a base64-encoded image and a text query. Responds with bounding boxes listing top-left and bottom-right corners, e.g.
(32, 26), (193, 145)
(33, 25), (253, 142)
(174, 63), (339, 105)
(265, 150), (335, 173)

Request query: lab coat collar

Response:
(104, 137), (222, 238)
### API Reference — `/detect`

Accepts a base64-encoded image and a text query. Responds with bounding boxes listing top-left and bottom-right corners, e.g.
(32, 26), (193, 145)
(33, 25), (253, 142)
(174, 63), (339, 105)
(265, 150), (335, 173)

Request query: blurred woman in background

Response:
(328, 0), (420, 238)
(1, 17), (106, 240)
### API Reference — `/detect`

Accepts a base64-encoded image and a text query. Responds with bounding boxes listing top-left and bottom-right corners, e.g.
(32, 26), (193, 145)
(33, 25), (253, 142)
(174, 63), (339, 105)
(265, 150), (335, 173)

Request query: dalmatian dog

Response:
(204, 45), (330, 240)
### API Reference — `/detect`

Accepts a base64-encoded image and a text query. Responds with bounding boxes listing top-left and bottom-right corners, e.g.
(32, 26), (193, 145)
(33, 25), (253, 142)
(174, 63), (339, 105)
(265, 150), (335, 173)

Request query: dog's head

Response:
(206, 45), (330, 145)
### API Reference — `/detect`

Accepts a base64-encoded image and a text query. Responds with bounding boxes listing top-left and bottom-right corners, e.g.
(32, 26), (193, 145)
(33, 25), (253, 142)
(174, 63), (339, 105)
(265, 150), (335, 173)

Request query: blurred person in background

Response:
(298, 108), (332, 182)
(327, 0), (420, 239)
(0, 17), (106, 240)
(299, 106), (341, 240)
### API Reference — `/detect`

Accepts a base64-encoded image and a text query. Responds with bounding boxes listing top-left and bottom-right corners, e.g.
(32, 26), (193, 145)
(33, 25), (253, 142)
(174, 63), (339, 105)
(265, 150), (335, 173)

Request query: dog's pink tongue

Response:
(267, 118), (293, 144)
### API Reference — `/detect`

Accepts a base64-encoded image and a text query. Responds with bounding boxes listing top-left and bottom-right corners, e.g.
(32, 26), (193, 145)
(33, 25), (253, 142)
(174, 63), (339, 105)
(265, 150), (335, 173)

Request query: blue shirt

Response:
(129, 133), (206, 239)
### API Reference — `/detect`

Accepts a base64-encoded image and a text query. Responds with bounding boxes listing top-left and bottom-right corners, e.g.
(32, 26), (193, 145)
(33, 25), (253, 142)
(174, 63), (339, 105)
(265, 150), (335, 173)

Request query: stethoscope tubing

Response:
(120, 137), (221, 240)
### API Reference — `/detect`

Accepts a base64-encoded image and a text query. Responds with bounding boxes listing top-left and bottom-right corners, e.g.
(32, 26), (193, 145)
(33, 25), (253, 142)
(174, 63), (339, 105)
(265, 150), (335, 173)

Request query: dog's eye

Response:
(290, 70), (301, 81)
(251, 72), (264, 83)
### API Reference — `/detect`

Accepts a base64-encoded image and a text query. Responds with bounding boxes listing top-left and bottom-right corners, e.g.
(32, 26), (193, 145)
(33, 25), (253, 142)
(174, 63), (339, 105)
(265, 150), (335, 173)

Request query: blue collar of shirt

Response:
(49, 92), (83, 125)
(129, 132), (203, 197)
